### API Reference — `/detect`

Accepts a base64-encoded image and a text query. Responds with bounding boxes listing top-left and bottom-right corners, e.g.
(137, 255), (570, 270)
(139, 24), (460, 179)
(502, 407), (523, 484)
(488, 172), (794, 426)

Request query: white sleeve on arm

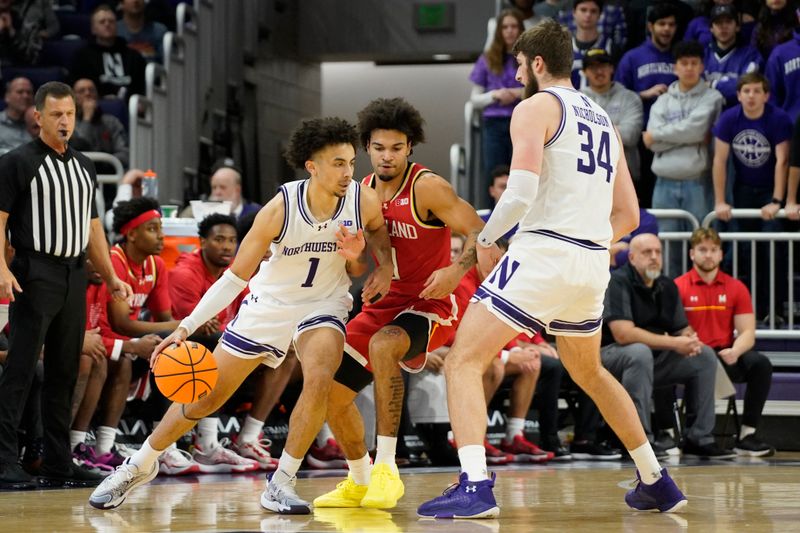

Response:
(178, 269), (248, 335)
(477, 169), (540, 247)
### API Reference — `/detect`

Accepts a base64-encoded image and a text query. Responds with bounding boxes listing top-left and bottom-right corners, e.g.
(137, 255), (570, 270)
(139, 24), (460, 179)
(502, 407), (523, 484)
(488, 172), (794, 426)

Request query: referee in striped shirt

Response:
(0, 82), (132, 489)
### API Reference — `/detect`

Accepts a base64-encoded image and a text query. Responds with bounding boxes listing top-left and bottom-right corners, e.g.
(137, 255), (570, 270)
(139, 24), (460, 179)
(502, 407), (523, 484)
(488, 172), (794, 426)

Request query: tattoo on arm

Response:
(457, 230), (479, 271)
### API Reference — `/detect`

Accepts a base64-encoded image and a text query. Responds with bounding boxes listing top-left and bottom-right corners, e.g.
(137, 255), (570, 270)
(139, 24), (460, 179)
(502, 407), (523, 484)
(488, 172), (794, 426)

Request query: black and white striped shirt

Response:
(0, 138), (98, 259)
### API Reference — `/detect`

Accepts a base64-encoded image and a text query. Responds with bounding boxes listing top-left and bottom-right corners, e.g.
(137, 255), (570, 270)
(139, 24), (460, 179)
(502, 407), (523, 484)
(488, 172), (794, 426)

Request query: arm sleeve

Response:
(732, 279), (754, 315)
(178, 269), (249, 335)
(470, 85), (495, 110)
(478, 169), (539, 247)
(765, 52), (783, 108)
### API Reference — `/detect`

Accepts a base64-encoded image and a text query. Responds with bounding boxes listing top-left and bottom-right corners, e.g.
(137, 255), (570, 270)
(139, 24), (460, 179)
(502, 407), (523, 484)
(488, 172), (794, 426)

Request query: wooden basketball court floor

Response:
(2, 454), (799, 532)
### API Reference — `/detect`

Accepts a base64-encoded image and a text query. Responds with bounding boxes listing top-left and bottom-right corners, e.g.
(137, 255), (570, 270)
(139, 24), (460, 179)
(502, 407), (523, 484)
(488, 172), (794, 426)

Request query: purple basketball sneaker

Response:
(625, 468), (687, 513)
(417, 472), (500, 519)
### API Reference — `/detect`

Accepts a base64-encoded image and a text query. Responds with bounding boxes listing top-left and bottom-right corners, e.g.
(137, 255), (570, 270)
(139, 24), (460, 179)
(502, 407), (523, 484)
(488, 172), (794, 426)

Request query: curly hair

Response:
(198, 213), (237, 239)
(112, 197), (161, 235)
(357, 97), (426, 149)
(283, 117), (358, 170)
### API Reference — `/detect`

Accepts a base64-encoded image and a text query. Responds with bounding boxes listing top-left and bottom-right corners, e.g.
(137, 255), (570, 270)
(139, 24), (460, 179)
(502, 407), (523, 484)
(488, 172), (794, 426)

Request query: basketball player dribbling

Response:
(417, 20), (688, 519)
(89, 117), (393, 514)
(308, 97), (493, 510)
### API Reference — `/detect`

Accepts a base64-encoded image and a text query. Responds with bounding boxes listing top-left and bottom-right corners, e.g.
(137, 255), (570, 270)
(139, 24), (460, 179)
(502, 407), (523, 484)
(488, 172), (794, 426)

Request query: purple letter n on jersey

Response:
(488, 257), (520, 290)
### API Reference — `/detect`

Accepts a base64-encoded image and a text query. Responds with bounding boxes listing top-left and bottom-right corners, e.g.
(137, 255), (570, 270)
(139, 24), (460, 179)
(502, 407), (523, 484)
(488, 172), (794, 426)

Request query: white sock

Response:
(95, 425), (117, 455)
(316, 422), (334, 448)
(347, 453), (372, 486)
(374, 435), (397, 467)
(629, 442), (662, 485)
(739, 425), (756, 440)
(196, 417), (219, 450)
(70, 430), (87, 450)
(239, 415), (264, 444)
(458, 444), (488, 482)
(505, 417), (526, 442)
(273, 451), (303, 483)
(130, 436), (164, 470)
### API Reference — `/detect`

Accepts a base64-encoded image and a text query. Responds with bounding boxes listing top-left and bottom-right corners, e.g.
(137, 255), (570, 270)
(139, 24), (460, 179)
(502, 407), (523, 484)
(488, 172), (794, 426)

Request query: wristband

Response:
(500, 350), (510, 364)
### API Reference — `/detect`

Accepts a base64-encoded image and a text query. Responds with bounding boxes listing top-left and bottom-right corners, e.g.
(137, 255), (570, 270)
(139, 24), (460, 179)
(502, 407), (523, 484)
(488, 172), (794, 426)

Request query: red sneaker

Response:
(306, 438), (347, 469)
(484, 439), (513, 465)
(499, 434), (554, 463)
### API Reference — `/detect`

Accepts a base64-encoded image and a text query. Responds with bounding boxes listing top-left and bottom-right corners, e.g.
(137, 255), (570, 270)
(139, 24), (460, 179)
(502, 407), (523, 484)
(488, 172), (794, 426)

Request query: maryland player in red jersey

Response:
(313, 98), (494, 510)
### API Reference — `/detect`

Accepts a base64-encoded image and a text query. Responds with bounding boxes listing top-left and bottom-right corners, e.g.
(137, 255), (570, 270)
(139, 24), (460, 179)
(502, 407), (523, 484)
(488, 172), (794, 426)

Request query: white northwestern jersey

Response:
(517, 85), (621, 248)
(249, 179), (363, 305)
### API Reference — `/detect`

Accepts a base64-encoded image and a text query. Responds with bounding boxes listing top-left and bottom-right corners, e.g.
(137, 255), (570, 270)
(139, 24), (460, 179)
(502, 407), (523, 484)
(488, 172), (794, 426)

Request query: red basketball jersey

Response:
(363, 162), (451, 298)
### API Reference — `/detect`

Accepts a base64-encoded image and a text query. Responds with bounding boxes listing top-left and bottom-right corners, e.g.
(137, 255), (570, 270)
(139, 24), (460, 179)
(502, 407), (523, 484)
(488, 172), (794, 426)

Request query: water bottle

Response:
(142, 169), (158, 198)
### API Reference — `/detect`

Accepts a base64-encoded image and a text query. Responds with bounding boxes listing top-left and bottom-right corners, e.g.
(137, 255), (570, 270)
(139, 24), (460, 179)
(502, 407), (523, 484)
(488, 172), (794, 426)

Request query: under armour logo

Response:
(250, 295), (258, 303)
(465, 485), (476, 493)
(317, 222), (328, 231)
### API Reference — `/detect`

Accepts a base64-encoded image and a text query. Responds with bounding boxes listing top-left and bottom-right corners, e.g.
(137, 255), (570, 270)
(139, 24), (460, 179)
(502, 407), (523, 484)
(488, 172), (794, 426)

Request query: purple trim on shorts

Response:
(472, 285), (545, 334)
(526, 229), (606, 250)
(297, 314), (346, 336)
(221, 328), (286, 358)
(548, 317), (603, 333)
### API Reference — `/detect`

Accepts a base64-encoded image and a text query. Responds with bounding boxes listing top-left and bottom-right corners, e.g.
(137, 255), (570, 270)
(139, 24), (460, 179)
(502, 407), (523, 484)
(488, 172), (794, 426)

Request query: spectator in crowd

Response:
(209, 159), (262, 221)
(615, 2), (679, 206)
(0, 0), (59, 66)
(450, 233), (465, 264)
(484, 0), (539, 51)
(704, 4), (764, 109)
(533, 0), (568, 21)
(569, 0), (616, 89)
(601, 233), (735, 458)
(73, 78), (130, 167)
(70, 258), (160, 470)
(645, 40), (723, 277)
(23, 105), (39, 139)
(609, 208), (659, 270)
(559, 0), (627, 55)
(712, 72), (792, 318)
(686, 0), (758, 47)
(675, 228), (775, 456)
(471, 8), (525, 209)
(71, 4), (147, 100)
(787, 115), (800, 218)
(0, 77), (33, 153)
(751, 0), (797, 59)
(764, 9), (800, 122)
(581, 48), (643, 182)
(616, 2), (679, 124)
(117, 0), (168, 63)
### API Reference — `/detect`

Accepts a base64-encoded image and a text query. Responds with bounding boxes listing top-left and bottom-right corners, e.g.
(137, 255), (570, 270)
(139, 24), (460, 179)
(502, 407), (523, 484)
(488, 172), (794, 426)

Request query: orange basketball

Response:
(153, 341), (218, 404)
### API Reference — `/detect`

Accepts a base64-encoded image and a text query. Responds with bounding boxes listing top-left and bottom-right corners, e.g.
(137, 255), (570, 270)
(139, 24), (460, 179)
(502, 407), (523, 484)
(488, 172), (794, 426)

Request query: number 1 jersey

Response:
(249, 179), (363, 305)
(517, 85), (621, 248)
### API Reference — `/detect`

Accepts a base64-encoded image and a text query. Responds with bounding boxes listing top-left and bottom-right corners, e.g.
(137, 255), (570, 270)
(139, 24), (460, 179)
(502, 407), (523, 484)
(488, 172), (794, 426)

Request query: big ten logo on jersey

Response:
(387, 219), (418, 239)
(396, 198), (410, 206)
(131, 293), (149, 308)
(573, 94), (614, 183)
(488, 256), (520, 290)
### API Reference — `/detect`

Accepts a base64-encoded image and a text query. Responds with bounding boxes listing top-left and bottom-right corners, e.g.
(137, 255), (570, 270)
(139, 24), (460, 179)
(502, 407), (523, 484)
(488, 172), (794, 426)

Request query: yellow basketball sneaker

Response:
(360, 463), (404, 509)
(313, 474), (368, 508)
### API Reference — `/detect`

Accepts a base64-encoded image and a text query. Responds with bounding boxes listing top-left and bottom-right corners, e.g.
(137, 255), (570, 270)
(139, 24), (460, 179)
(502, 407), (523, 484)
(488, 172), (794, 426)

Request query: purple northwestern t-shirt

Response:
(712, 103), (793, 188)
(469, 53), (523, 118)
(615, 40), (676, 123)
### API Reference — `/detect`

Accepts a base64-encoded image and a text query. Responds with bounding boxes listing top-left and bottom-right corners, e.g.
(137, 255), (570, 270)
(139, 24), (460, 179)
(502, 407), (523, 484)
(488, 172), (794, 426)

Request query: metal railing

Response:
(85, 152), (124, 216)
(650, 208), (800, 341)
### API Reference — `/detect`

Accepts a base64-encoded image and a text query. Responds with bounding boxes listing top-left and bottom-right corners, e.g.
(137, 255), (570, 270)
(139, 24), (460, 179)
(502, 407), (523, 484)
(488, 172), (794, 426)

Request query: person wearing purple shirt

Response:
(712, 72), (792, 318)
(558, 0), (627, 54)
(685, 0), (758, 48)
(786, 116), (800, 219)
(470, 8), (525, 209)
(703, 4), (763, 109)
(764, 26), (800, 122)
(615, 3), (679, 124)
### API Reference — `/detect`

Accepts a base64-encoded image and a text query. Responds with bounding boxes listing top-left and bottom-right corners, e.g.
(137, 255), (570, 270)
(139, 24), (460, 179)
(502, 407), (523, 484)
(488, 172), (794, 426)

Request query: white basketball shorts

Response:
(220, 291), (352, 367)
(473, 231), (610, 337)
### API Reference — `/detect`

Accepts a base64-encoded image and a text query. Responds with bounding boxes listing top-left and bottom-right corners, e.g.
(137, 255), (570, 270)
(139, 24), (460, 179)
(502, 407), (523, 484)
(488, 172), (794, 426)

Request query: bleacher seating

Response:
(56, 11), (92, 39)
(1, 67), (65, 90)
(39, 38), (87, 71)
(98, 98), (129, 129)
